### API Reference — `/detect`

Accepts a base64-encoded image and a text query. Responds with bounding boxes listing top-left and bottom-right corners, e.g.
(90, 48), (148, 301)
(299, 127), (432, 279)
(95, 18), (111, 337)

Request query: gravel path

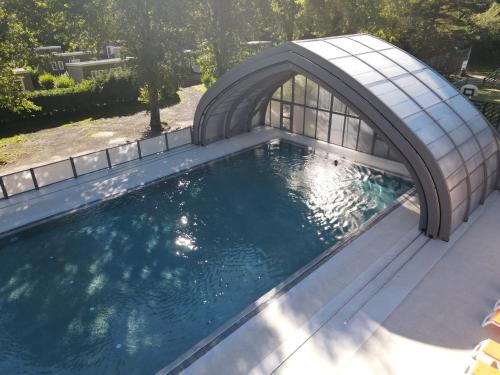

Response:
(0, 85), (205, 175)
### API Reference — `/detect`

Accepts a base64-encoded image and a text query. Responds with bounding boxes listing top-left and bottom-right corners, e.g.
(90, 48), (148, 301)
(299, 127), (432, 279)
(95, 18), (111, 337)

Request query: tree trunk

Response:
(148, 82), (161, 133)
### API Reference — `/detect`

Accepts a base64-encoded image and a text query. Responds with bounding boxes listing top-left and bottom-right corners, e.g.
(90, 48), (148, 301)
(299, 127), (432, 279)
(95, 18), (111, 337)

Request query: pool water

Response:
(0, 141), (412, 374)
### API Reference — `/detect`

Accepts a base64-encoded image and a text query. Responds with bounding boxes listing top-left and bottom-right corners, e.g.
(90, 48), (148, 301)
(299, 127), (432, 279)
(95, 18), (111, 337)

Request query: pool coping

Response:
(157, 186), (418, 375)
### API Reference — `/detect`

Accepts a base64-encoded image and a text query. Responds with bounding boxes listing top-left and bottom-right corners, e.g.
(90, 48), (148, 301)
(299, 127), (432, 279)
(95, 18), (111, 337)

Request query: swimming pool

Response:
(0, 141), (412, 374)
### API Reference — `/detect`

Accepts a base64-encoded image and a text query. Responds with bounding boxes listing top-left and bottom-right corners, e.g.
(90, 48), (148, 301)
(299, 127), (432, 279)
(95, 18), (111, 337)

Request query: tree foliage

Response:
(0, 5), (38, 113)
(0, 0), (499, 122)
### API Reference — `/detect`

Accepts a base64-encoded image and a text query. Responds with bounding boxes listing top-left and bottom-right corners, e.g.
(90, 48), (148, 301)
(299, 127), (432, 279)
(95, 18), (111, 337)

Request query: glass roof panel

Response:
(414, 69), (449, 90)
(352, 70), (386, 85)
(427, 135), (455, 159)
(414, 91), (442, 109)
(446, 95), (479, 122)
(367, 80), (399, 96)
(377, 87), (411, 106)
(349, 35), (393, 50)
(326, 37), (372, 55)
(332, 56), (374, 75)
(299, 40), (350, 60)
(380, 49), (426, 71)
(391, 100), (421, 118)
(404, 112), (445, 144)
(357, 52), (407, 77)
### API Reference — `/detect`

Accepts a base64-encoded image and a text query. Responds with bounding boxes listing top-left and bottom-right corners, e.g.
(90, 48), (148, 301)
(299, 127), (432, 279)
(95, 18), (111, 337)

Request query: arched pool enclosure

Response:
(193, 34), (499, 241)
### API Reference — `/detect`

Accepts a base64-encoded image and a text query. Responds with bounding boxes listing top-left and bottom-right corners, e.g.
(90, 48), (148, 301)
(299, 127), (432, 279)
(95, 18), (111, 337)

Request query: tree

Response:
(114, 0), (188, 132)
(271, 0), (303, 41)
(0, 5), (38, 113)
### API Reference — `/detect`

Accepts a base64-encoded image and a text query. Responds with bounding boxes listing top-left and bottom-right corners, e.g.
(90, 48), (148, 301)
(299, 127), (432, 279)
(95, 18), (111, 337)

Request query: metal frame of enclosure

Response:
(193, 34), (499, 241)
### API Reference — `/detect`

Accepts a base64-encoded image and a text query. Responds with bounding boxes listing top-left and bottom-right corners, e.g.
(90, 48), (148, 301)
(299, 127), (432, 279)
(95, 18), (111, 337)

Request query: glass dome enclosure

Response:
(193, 34), (499, 241)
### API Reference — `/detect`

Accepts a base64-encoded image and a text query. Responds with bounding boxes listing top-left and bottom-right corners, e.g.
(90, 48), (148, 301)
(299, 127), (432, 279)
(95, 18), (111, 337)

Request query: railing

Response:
(0, 127), (193, 200)
(482, 68), (500, 89)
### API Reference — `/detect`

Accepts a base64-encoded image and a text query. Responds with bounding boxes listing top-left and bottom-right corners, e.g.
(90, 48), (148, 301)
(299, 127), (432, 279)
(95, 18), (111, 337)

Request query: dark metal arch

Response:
(193, 35), (499, 240)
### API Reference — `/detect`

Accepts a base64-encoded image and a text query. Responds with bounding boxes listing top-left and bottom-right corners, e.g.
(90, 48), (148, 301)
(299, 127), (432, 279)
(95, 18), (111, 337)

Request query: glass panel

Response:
(357, 121), (374, 154)
(327, 38), (372, 55)
(272, 86), (281, 99)
(304, 107), (317, 138)
(283, 78), (293, 102)
(316, 110), (330, 141)
(265, 103), (271, 125)
(140, 135), (167, 156)
(414, 69), (450, 91)
(353, 70), (385, 85)
(446, 95), (477, 122)
(332, 57), (373, 75)
(305, 79), (319, 107)
(373, 137), (390, 158)
(271, 100), (281, 128)
(358, 52), (407, 77)
(167, 128), (192, 149)
(293, 75), (306, 105)
(34, 160), (74, 187)
(282, 103), (291, 118)
(350, 35), (393, 50)
(73, 150), (108, 176)
(329, 114), (345, 145)
(318, 87), (331, 110)
(3, 170), (36, 196)
(332, 96), (346, 114)
(343, 117), (360, 149)
(108, 143), (139, 166)
(380, 48), (426, 72)
(300, 40), (349, 59)
(282, 117), (291, 131)
(292, 106), (304, 134)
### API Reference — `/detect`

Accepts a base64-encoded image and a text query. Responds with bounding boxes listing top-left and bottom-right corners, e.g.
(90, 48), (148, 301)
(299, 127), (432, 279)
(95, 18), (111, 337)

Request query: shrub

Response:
(38, 73), (56, 90)
(0, 69), (141, 122)
(54, 74), (74, 88)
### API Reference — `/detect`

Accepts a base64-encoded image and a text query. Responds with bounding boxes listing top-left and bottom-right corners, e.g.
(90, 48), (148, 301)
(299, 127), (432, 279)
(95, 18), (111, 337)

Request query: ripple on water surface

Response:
(0, 141), (412, 374)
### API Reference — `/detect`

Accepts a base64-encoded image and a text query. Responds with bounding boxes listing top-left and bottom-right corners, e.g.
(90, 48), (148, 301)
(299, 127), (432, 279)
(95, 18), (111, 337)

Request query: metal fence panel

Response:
(3, 170), (36, 196)
(139, 135), (167, 157)
(73, 150), (109, 176)
(167, 128), (192, 149)
(0, 127), (193, 199)
(108, 143), (139, 166)
(34, 160), (74, 188)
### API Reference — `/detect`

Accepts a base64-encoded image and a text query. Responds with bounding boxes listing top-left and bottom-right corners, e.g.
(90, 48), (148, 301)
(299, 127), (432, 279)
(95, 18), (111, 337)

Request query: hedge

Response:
(0, 69), (142, 123)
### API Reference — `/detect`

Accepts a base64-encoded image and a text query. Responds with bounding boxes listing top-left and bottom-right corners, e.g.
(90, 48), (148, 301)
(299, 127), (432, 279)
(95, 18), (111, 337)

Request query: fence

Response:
(0, 127), (193, 200)
(483, 68), (500, 90)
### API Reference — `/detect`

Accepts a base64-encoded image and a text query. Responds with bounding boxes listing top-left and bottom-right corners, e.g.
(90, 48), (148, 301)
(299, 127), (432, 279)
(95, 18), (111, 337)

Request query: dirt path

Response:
(0, 85), (205, 175)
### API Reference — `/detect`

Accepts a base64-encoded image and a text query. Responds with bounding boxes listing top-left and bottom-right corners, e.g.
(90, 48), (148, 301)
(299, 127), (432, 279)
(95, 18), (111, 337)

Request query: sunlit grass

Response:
(0, 134), (30, 165)
(476, 88), (500, 103)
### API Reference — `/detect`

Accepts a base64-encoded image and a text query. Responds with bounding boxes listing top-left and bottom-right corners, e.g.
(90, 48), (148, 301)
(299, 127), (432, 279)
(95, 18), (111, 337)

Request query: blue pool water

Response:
(0, 141), (411, 374)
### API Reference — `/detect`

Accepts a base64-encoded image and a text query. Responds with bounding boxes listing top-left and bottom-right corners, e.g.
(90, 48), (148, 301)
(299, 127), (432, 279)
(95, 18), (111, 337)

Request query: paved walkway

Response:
(0, 85), (205, 175)
(338, 191), (500, 375)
